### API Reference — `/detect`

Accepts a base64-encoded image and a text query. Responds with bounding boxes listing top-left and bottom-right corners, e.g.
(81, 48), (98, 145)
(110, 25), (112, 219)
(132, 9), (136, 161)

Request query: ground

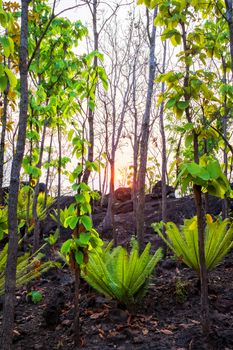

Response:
(1, 195), (233, 349)
(1, 246), (233, 349)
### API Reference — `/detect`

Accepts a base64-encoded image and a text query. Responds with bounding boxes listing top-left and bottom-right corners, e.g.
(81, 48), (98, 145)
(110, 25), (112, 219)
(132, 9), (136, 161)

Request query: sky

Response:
(52, 0), (137, 190)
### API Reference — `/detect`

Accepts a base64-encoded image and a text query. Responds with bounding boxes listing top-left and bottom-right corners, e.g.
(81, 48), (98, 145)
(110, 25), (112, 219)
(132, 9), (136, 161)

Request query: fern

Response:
(81, 239), (163, 306)
(0, 243), (59, 296)
(152, 216), (233, 272)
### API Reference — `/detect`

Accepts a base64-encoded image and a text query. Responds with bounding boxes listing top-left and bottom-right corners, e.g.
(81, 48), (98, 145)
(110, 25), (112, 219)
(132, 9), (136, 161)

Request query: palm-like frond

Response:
(153, 216), (233, 272)
(0, 243), (59, 296)
(81, 240), (163, 306)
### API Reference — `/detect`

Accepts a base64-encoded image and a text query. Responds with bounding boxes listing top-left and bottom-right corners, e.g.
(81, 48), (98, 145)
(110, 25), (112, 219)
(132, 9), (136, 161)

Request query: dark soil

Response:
(1, 194), (233, 349)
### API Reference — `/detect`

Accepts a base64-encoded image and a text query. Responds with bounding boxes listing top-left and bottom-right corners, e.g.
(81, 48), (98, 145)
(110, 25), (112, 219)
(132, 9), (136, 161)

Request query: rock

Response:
(101, 193), (109, 208)
(114, 200), (133, 214)
(42, 290), (65, 327)
(115, 187), (132, 202)
(151, 181), (175, 199)
(162, 259), (177, 270)
(109, 308), (128, 323)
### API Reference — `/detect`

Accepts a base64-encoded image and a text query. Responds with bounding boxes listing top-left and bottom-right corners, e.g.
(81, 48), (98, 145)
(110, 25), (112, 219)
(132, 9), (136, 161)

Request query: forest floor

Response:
(1, 196), (233, 349)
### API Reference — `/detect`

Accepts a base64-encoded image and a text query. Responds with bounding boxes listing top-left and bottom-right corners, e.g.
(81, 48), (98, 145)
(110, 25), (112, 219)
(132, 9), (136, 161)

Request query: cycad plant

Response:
(152, 215), (233, 272)
(0, 243), (59, 296)
(81, 239), (163, 306)
(17, 187), (54, 231)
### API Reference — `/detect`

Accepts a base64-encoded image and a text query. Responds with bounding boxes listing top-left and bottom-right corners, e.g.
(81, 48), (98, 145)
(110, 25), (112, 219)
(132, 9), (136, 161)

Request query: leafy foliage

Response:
(177, 156), (232, 198)
(0, 207), (8, 240)
(0, 243), (59, 296)
(16, 186), (53, 231)
(152, 215), (233, 272)
(81, 240), (163, 306)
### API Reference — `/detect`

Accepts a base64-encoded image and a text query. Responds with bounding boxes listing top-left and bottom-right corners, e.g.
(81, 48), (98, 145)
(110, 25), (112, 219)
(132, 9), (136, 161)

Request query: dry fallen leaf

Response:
(142, 328), (149, 336)
(90, 311), (105, 320)
(160, 329), (173, 335)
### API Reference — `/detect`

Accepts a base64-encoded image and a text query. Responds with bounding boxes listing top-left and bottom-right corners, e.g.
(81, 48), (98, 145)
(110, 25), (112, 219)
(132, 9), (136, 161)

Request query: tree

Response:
(136, 6), (157, 251)
(1, 1), (31, 348)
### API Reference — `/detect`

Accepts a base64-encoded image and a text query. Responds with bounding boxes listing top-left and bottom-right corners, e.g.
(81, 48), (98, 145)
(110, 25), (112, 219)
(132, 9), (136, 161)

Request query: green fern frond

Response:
(153, 216), (233, 272)
(0, 243), (58, 296)
(81, 240), (162, 306)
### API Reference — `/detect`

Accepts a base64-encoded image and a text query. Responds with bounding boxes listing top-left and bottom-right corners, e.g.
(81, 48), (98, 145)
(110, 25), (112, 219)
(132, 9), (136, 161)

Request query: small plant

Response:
(81, 239), (163, 307)
(175, 277), (188, 302)
(17, 186), (54, 232)
(152, 215), (233, 272)
(0, 243), (59, 296)
(27, 290), (43, 304)
(0, 207), (8, 240)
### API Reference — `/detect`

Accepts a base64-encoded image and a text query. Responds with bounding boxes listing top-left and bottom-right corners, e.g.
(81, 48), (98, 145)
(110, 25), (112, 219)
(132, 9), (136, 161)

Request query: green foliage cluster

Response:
(82, 240), (163, 306)
(152, 215), (233, 272)
(177, 155), (232, 198)
(0, 243), (59, 296)
(16, 186), (53, 232)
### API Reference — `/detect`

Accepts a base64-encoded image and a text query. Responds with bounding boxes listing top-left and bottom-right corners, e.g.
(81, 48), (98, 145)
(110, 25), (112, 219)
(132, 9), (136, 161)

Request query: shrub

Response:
(152, 215), (233, 272)
(0, 243), (59, 296)
(81, 239), (163, 306)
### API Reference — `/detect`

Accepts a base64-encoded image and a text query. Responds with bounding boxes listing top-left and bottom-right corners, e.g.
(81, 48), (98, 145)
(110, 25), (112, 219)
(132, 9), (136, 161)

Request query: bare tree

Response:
(136, 7), (157, 251)
(98, 16), (135, 243)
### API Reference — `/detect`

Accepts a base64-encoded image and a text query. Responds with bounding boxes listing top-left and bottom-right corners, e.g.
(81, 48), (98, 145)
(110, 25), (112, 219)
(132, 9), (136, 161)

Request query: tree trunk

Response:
(0, 64), (9, 205)
(193, 133), (210, 335)
(57, 123), (62, 236)
(136, 7), (157, 251)
(181, 18), (210, 334)
(43, 131), (53, 209)
(160, 41), (168, 226)
(193, 184), (210, 333)
(73, 264), (81, 347)
(82, 0), (98, 184)
(0, 2), (31, 349)
(102, 159), (116, 244)
(225, 0), (233, 75)
(32, 120), (47, 252)
(221, 56), (228, 219)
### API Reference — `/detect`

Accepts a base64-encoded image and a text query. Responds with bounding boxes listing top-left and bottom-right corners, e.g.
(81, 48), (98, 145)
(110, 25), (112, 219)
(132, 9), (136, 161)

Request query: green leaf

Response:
(206, 160), (221, 180)
(28, 290), (43, 304)
(185, 134), (193, 148)
(177, 101), (189, 110)
(61, 239), (72, 255)
(78, 232), (91, 246)
(64, 216), (78, 229)
(5, 68), (17, 88)
(75, 250), (84, 265)
(185, 162), (210, 180)
(0, 75), (7, 91)
(166, 98), (177, 108)
(80, 215), (92, 230)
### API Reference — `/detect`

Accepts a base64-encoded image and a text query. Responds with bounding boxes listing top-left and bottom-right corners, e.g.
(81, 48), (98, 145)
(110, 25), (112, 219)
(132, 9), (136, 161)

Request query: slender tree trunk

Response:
(193, 133), (210, 334)
(0, 59), (10, 205)
(181, 17), (210, 334)
(43, 131), (53, 209)
(32, 120), (47, 252)
(102, 158), (116, 244)
(225, 0), (233, 75)
(132, 60), (139, 219)
(136, 7), (157, 251)
(57, 123), (62, 236)
(73, 264), (81, 347)
(160, 41), (167, 226)
(1, 2), (31, 349)
(25, 124), (33, 240)
(221, 56), (228, 219)
(193, 184), (210, 333)
(82, 0), (98, 184)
